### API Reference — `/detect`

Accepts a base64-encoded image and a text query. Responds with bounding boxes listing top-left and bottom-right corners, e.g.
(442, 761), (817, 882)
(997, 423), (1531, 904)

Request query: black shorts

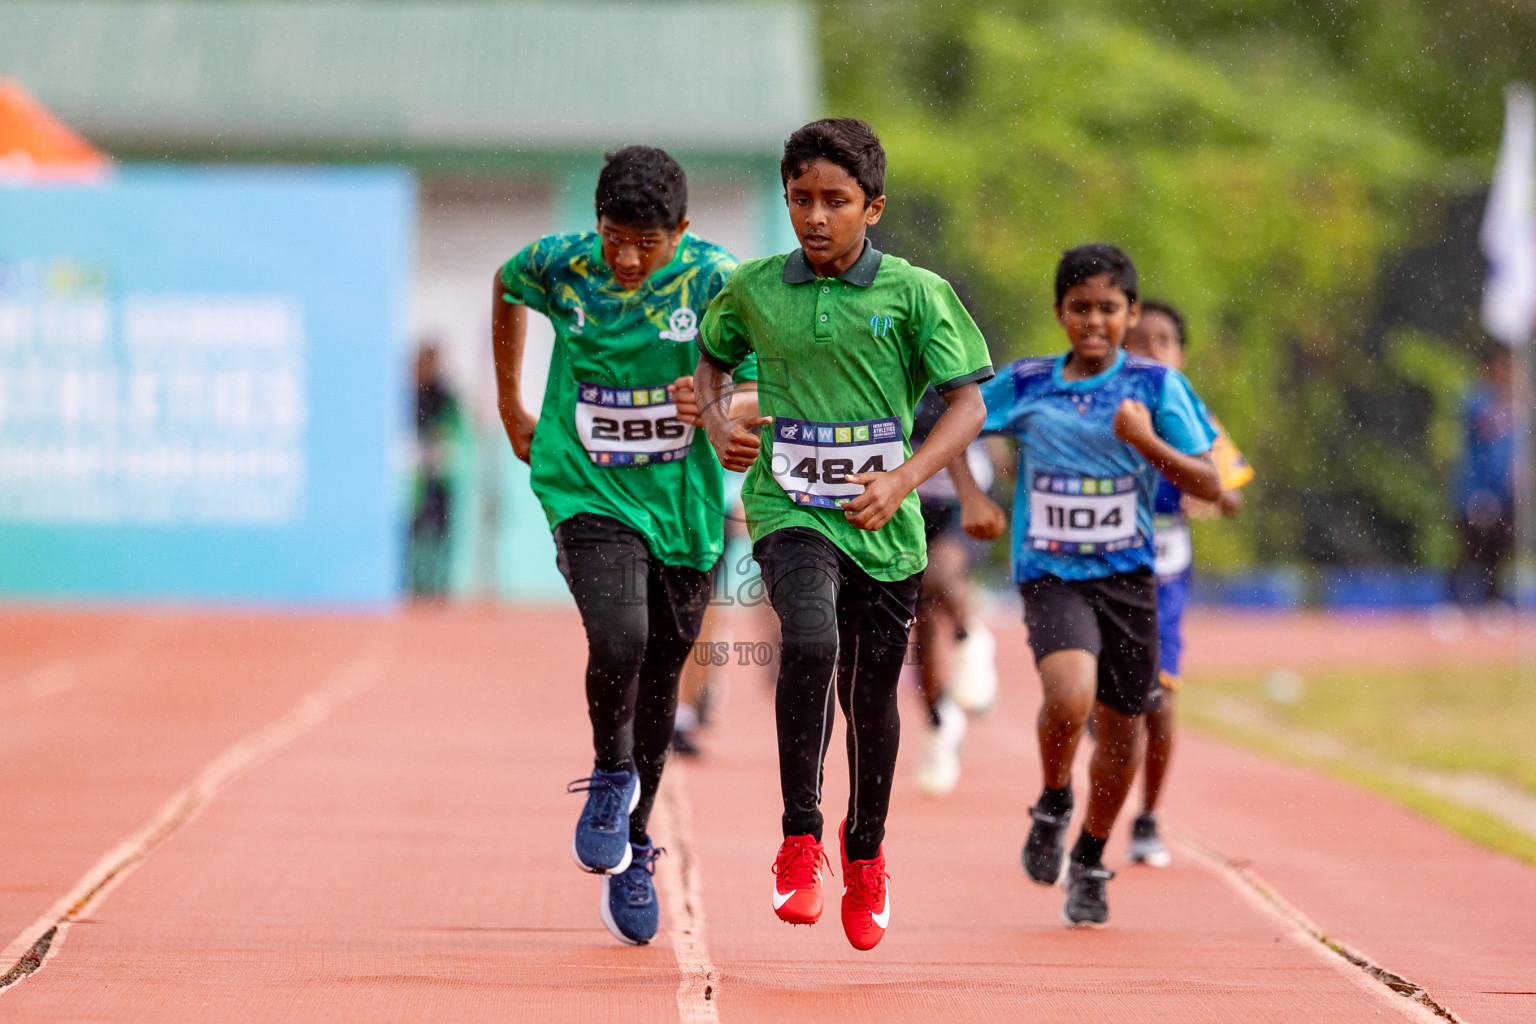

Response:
(920, 499), (961, 545)
(1020, 569), (1158, 716)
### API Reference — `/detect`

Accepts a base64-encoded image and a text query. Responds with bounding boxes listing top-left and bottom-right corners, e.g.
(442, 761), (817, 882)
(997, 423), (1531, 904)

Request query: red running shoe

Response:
(772, 834), (831, 925)
(838, 819), (890, 951)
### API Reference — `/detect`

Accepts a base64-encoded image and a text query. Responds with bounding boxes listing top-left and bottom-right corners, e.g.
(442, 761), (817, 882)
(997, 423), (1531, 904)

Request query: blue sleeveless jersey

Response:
(980, 350), (1215, 582)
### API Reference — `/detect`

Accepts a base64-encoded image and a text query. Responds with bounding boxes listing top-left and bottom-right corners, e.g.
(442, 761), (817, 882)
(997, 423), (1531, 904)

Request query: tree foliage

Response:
(824, 1), (1529, 567)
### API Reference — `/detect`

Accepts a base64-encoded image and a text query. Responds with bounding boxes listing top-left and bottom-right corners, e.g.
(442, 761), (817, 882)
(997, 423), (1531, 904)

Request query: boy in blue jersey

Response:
(969, 244), (1220, 928)
(1122, 300), (1251, 869)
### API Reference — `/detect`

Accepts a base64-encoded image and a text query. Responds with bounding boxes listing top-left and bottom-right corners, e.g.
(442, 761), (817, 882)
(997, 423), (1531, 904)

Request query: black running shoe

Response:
(1060, 862), (1114, 928)
(1022, 804), (1071, 886)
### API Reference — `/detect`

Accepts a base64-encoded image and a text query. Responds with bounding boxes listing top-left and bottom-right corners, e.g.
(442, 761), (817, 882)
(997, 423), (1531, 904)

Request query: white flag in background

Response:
(1482, 83), (1536, 347)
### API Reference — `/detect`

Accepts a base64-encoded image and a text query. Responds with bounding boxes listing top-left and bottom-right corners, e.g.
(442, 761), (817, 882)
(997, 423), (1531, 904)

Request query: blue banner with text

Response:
(0, 167), (414, 605)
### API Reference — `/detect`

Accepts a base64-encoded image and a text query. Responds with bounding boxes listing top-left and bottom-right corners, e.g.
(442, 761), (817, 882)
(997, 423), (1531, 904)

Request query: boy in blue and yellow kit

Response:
(1121, 300), (1251, 868)
(965, 244), (1219, 928)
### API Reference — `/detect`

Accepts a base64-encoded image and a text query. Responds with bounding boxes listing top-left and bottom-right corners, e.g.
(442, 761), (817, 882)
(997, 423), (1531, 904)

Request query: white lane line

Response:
(653, 761), (720, 1024)
(1170, 821), (1459, 1024)
(0, 617), (176, 721)
(0, 661), (80, 715)
(0, 646), (388, 994)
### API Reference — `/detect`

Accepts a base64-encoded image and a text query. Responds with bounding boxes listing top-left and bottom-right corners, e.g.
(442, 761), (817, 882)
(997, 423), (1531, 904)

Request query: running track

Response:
(0, 607), (1530, 1022)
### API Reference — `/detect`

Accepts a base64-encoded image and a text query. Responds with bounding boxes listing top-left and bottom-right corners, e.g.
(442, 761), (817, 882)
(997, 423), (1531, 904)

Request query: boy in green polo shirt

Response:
(492, 145), (754, 947)
(693, 118), (992, 951)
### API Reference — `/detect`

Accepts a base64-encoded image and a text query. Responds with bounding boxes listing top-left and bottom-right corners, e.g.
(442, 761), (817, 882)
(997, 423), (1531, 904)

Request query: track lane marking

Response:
(0, 616), (177, 722)
(0, 660), (79, 715)
(652, 761), (720, 1023)
(1170, 820), (1460, 1023)
(0, 644), (389, 994)
(981, 619), (1467, 1020)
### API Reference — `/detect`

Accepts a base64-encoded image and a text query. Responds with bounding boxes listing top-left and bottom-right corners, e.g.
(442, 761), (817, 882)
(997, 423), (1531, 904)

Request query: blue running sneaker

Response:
(601, 839), (664, 945)
(568, 767), (640, 874)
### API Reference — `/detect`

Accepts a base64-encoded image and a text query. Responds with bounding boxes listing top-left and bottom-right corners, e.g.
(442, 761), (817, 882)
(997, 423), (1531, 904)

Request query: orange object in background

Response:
(0, 78), (110, 182)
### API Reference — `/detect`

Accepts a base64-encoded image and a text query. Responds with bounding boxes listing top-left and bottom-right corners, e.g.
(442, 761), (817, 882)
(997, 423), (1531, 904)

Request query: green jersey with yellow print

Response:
(500, 231), (754, 570)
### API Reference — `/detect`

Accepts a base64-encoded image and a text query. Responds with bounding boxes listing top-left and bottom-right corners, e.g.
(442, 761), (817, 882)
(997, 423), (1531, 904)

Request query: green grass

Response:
(1182, 659), (1536, 866)
(1185, 660), (1536, 790)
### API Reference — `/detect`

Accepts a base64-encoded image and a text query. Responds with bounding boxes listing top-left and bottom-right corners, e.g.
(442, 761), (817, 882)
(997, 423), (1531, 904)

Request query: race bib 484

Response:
(574, 382), (693, 467)
(1027, 473), (1140, 554)
(770, 416), (906, 509)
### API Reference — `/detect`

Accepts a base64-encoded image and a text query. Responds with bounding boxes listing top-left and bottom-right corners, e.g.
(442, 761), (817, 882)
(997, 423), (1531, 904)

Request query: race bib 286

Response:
(574, 382), (693, 467)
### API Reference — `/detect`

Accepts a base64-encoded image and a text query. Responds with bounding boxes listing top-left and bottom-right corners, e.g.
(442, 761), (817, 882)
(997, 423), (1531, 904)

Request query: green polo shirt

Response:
(500, 231), (756, 570)
(698, 242), (992, 580)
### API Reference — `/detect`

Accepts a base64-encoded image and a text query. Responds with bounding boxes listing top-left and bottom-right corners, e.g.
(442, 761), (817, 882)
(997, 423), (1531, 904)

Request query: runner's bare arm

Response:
(694, 357), (769, 473)
(491, 271), (537, 463)
(669, 376), (754, 425)
(1112, 399), (1220, 501)
(948, 448), (1007, 541)
(729, 381), (760, 421)
(845, 382), (986, 532)
(1186, 488), (1246, 520)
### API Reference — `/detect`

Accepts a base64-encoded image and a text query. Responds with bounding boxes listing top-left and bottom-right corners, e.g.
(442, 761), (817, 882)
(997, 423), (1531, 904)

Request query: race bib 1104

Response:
(574, 382), (693, 467)
(769, 416), (906, 509)
(1027, 473), (1140, 554)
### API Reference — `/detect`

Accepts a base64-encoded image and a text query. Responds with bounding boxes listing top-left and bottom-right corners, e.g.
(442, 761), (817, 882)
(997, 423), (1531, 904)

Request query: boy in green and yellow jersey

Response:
(492, 145), (754, 946)
(693, 119), (992, 951)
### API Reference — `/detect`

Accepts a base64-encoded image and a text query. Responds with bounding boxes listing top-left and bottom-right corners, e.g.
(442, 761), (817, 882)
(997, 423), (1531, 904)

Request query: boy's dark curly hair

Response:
(780, 118), (886, 201)
(1054, 243), (1138, 305)
(595, 145), (688, 230)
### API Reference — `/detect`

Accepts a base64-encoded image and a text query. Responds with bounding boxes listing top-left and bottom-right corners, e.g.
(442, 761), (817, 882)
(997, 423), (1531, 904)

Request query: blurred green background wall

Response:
(827, 0), (1535, 573)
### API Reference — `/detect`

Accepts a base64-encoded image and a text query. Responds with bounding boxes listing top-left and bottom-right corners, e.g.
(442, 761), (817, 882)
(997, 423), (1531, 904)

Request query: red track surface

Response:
(0, 607), (1530, 1022)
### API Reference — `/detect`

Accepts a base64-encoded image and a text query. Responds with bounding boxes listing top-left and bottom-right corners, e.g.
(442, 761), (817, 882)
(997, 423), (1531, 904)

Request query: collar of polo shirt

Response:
(781, 239), (884, 287)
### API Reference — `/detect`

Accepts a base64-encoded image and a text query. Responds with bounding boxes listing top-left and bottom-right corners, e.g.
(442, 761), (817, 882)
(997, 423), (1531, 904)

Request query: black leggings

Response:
(754, 528), (922, 862)
(554, 513), (713, 844)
